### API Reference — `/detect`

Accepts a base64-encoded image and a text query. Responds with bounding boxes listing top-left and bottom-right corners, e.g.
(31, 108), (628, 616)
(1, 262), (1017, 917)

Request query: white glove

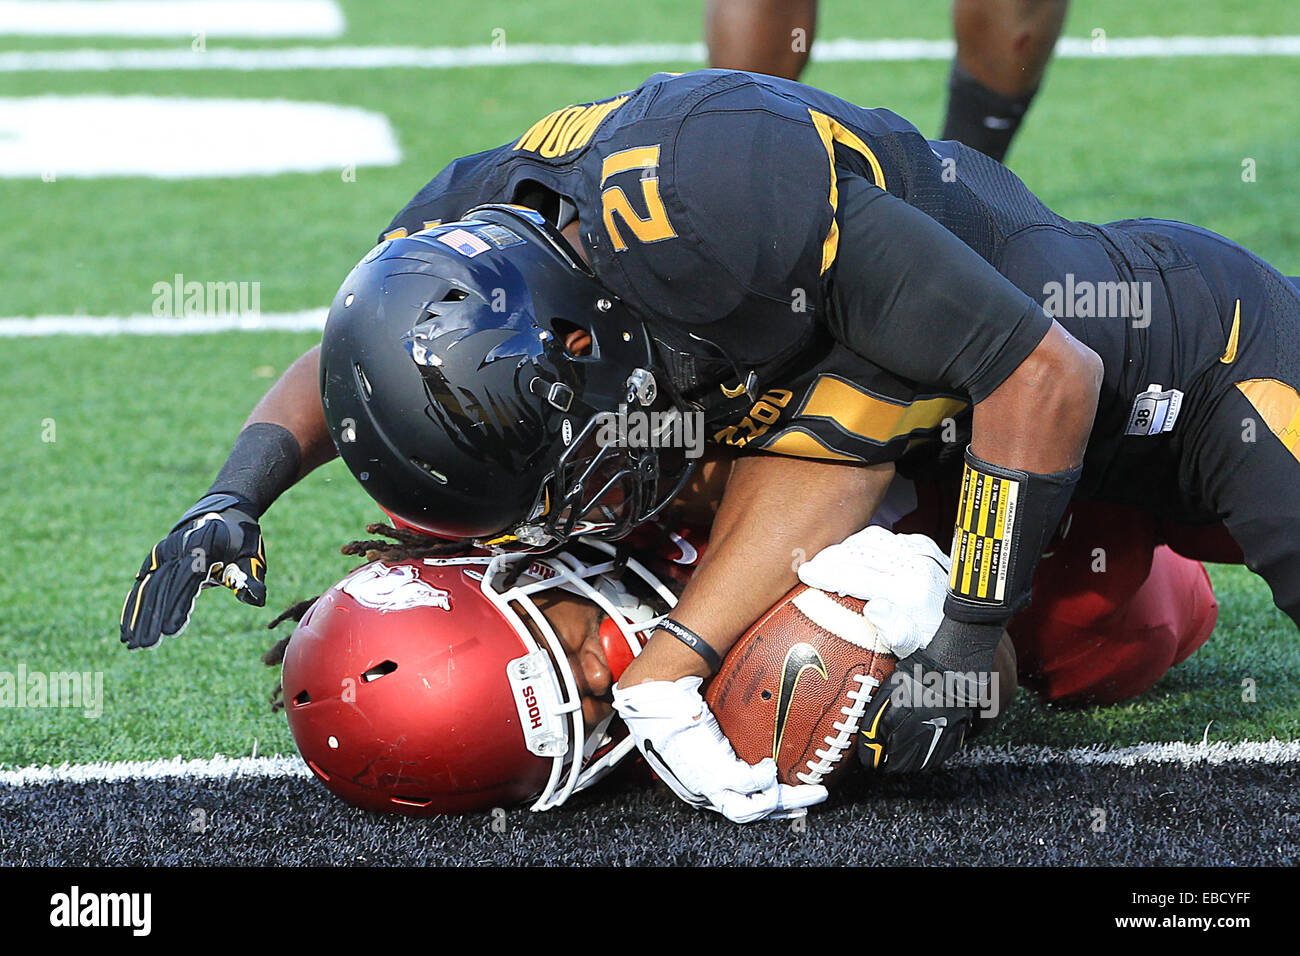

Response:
(612, 676), (827, 823)
(798, 525), (950, 658)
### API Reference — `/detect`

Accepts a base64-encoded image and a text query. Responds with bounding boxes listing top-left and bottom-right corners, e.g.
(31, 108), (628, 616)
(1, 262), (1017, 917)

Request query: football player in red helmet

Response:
(277, 480), (1219, 818)
(281, 538), (689, 815)
(125, 72), (1285, 820)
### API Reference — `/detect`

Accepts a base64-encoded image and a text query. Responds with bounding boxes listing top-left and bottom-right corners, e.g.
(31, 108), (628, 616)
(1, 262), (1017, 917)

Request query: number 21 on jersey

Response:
(600, 145), (678, 251)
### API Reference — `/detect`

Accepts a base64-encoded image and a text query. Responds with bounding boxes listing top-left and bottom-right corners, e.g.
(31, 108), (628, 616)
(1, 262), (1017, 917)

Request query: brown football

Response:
(705, 584), (897, 788)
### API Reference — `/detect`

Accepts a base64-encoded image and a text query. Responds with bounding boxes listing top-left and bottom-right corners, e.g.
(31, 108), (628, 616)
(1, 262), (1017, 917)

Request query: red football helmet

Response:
(282, 540), (675, 815)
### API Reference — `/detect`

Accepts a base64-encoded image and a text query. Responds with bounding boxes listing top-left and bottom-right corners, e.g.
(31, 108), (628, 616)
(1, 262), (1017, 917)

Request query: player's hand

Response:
(613, 676), (827, 823)
(798, 525), (950, 657)
(858, 616), (1002, 774)
(857, 650), (977, 774)
(120, 493), (267, 650)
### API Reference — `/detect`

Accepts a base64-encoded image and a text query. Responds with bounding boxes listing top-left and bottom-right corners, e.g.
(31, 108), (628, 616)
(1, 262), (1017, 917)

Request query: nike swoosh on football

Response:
(773, 642), (828, 759)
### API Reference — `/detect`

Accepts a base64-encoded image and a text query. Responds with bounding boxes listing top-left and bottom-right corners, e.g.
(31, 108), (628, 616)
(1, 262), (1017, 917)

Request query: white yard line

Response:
(0, 0), (344, 38)
(0, 310), (328, 337)
(1, 35), (1300, 73)
(0, 96), (401, 179)
(948, 738), (1300, 768)
(0, 754), (313, 786)
(2, 739), (1296, 787)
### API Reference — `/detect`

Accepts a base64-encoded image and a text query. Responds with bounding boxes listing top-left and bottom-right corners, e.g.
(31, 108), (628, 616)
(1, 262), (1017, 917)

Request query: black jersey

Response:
(383, 70), (1238, 509)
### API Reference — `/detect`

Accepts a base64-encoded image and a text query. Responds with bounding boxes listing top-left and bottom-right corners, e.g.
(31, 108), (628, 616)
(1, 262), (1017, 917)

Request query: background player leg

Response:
(705, 0), (818, 79)
(943, 0), (1069, 162)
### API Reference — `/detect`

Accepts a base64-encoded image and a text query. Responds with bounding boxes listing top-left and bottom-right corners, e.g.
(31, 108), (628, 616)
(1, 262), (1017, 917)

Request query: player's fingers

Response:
(763, 806), (809, 821)
(861, 595), (899, 633)
(710, 786), (780, 824)
(125, 547), (201, 649)
(897, 531), (950, 564)
(799, 553), (897, 600)
(121, 538), (170, 642)
(863, 599), (931, 659)
(857, 681), (897, 770)
(797, 555), (856, 595)
(133, 540), (166, 580)
(727, 755), (779, 794)
(926, 720), (968, 769)
(220, 528), (267, 606)
(156, 561), (206, 637)
(712, 779), (826, 823)
(234, 563), (268, 606)
(123, 567), (172, 650)
(776, 782), (828, 813)
(224, 554), (267, 607)
(880, 723), (936, 774)
(119, 577), (147, 645)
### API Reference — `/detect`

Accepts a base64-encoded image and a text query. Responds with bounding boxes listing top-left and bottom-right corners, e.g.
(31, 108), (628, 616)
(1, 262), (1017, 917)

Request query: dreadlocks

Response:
(338, 521), (475, 564)
(262, 521), (475, 710)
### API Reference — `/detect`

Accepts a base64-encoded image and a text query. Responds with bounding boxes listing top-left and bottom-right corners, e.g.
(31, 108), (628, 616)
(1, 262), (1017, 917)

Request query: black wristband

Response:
(946, 446), (1080, 625)
(656, 618), (723, 675)
(916, 617), (1004, 677)
(207, 422), (302, 520)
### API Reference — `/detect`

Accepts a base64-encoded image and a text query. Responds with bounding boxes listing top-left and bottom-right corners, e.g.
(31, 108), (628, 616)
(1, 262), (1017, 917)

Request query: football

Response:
(705, 584), (897, 787)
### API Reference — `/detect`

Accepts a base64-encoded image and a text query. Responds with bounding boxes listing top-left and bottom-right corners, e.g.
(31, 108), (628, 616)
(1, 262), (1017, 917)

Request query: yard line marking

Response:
(948, 739), (1300, 768)
(2, 35), (1300, 73)
(0, 310), (329, 337)
(0, 96), (401, 179)
(3, 739), (1297, 787)
(0, 0), (344, 38)
(0, 754), (314, 787)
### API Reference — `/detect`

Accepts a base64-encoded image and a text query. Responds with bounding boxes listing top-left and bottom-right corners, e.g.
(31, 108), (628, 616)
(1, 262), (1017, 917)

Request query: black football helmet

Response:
(320, 204), (695, 550)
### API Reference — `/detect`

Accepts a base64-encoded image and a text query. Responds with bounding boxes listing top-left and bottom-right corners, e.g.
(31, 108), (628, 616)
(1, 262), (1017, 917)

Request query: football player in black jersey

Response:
(122, 71), (1300, 821)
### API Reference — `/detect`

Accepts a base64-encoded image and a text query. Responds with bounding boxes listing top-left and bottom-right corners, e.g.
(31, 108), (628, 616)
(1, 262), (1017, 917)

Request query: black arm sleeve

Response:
(826, 175), (1052, 403)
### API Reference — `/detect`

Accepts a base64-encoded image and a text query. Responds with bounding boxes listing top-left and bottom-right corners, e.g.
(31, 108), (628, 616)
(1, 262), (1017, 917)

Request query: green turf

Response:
(1, 0), (1297, 767)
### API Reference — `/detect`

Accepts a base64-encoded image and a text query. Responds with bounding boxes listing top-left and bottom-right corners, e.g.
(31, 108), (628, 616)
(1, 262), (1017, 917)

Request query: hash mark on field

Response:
(1, 36), (1300, 73)
(3, 739), (1297, 788)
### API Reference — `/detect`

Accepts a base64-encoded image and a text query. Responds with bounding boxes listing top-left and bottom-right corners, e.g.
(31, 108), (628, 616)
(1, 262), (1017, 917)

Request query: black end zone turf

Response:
(2, 761), (1297, 866)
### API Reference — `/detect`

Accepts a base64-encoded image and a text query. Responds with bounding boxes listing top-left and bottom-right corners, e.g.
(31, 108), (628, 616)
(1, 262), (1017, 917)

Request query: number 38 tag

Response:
(1126, 383), (1184, 436)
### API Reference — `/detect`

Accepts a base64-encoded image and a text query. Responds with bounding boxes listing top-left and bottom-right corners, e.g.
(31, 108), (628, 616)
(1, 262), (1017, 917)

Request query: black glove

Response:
(858, 618), (1002, 774)
(120, 493), (267, 649)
